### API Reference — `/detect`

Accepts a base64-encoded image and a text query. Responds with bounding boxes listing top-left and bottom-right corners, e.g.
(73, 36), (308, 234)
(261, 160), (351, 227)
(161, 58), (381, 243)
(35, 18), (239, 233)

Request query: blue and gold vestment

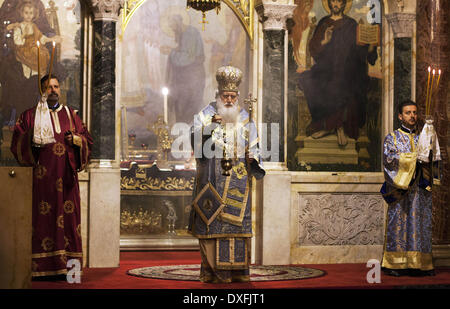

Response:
(189, 102), (265, 282)
(381, 126), (433, 271)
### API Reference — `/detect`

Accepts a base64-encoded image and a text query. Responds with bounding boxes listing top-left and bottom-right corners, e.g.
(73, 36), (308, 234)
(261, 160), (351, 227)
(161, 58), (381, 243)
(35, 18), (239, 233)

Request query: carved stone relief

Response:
(385, 12), (415, 38)
(258, 3), (296, 31)
(89, 0), (123, 21)
(298, 194), (384, 246)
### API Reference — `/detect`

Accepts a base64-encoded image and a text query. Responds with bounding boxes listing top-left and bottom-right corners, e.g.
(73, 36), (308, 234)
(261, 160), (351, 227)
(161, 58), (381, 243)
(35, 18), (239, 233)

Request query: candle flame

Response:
(432, 69), (435, 75)
(53, 41), (56, 47)
(428, 66), (431, 72)
(438, 69), (441, 75)
(36, 41), (40, 47)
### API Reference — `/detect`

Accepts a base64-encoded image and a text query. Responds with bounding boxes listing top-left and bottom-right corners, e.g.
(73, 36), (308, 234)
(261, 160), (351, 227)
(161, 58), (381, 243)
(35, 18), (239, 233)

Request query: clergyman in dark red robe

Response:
(11, 101), (92, 278)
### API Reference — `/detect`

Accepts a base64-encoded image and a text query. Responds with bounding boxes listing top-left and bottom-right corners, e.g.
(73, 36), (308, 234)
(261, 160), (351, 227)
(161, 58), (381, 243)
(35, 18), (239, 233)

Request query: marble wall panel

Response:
(298, 194), (384, 246)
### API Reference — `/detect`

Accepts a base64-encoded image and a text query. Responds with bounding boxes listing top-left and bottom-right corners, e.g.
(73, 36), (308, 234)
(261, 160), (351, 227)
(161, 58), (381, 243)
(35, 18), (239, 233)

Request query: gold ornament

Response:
(63, 200), (75, 214)
(56, 178), (63, 192)
(39, 201), (51, 215)
(187, 0), (221, 30)
(52, 142), (66, 157)
(216, 65), (243, 93)
(34, 165), (47, 179)
(57, 215), (64, 229)
(41, 237), (54, 251)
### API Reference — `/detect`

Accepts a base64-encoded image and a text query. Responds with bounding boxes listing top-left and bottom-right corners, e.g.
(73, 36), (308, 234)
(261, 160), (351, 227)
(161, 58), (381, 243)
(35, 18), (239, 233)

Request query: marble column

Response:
(416, 0), (450, 248)
(91, 21), (116, 159)
(255, 2), (296, 265)
(86, 0), (122, 268)
(385, 12), (415, 129)
(257, 3), (296, 170)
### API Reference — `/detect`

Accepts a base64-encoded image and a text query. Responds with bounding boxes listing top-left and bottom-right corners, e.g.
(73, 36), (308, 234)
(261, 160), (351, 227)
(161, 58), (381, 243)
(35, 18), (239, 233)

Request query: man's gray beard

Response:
(217, 98), (240, 124)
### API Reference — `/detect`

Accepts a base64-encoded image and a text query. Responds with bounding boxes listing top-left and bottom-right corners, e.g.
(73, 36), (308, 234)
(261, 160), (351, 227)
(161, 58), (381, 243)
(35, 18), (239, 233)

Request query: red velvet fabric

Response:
(11, 105), (92, 277)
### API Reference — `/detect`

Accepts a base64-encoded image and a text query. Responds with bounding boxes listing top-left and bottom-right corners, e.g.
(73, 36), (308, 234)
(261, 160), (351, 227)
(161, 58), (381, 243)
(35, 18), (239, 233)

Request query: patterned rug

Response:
(127, 264), (326, 281)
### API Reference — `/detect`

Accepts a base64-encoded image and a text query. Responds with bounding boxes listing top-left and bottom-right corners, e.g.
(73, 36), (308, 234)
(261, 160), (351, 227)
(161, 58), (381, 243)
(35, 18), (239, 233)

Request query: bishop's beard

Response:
(217, 98), (240, 124)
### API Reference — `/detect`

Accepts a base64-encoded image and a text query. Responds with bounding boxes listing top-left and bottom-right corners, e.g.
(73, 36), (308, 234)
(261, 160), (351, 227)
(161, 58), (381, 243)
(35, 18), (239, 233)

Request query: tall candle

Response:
(425, 66), (431, 115)
(428, 69), (436, 115)
(37, 41), (42, 95)
(436, 69), (441, 90)
(162, 87), (169, 124)
(431, 69), (442, 115)
(48, 41), (56, 85)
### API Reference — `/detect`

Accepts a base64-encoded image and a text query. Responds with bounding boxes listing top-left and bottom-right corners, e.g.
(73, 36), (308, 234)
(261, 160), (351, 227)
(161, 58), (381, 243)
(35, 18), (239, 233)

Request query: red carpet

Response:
(31, 251), (450, 289)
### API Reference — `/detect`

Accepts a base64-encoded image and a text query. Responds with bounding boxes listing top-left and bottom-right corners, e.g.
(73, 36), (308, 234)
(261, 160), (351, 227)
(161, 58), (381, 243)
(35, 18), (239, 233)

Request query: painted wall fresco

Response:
(287, 0), (383, 172)
(0, 0), (83, 165)
(120, 0), (251, 155)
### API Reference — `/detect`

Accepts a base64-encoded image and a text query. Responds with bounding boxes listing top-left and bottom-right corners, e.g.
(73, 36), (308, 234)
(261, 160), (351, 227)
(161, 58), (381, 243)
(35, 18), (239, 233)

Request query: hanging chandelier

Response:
(186, 0), (221, 30)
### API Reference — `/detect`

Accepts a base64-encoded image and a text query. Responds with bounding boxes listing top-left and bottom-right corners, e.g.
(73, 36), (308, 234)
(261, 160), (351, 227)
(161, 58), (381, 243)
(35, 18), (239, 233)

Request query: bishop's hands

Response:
(212, 114), (223, 125)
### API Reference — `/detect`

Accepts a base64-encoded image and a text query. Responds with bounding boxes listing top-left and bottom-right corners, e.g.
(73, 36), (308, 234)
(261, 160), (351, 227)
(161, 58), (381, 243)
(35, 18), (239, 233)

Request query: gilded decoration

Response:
(56, 178), (63, 192)
(39, 201), (51, 215)
(187, 0), (221, 30)
(57, 215), (64, 229)
(121, 175), (195, 191)
(120, 206), (164, 234)
(52, 142), (66, 157)
(41, 237), (55, 251)
(121, 0), (146, 38)
(63, 200), (75, 214)
(216, 65), (243, 93)
(34, 165), (47, 179)
(232, 161), (247, 179)
(121, 0), (254, 44)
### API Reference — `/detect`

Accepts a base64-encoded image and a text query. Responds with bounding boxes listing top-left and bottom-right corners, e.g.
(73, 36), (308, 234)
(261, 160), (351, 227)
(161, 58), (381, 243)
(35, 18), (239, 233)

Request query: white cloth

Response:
(33, 94), (56, 146)
(417, 119), (441, 163)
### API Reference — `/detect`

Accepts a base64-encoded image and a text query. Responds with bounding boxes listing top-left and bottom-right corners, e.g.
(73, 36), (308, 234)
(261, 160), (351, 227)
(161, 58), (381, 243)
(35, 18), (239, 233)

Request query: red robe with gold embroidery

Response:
(11, 104), (92, 277)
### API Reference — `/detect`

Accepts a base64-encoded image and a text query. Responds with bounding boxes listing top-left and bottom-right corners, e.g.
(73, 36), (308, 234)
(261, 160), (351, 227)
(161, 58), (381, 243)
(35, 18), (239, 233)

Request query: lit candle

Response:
(48, 41), (56, 84)
(431, 69), (442, 115)
(425, 66), (431, 115)
(162, 87), (169, 124)
(428, 69), (435, 115)
(37, 41), (42, 95)
(436, 69), (441, 90)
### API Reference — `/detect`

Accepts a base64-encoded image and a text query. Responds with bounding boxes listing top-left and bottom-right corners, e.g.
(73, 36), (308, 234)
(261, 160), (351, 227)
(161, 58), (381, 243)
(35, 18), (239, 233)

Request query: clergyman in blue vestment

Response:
(381, 100), (439, 277)
(188, 66), (265, 283)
